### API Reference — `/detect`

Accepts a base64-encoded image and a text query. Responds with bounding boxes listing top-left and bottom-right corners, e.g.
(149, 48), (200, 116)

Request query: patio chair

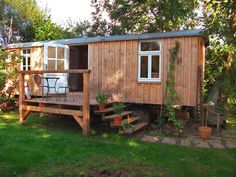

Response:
(33, 74), (48, 99)
(203, 103), (227, 135)
(57, 85), (69, 101)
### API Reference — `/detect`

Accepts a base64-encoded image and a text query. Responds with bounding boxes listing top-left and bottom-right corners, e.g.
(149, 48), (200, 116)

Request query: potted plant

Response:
(113, 102), (124, 126)
(199, 113), (212, 140)
(96, 92), (108, 111)
(122, 121), (134, 133)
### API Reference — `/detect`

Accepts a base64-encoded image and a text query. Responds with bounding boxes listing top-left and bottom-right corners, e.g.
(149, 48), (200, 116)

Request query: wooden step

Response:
(119, 122), (148, 134)
(110, 116), (140, 127)
(94, 106), (126, 114)
(104, 111), (133, 120)
(94, 107), (114, 114)
(122, 116), (140, 124)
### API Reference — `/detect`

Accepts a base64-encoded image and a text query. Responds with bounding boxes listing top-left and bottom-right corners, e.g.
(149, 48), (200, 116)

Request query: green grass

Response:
(0, 113), (236, 177)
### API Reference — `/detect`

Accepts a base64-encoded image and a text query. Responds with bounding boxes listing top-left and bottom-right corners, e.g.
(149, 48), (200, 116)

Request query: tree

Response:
(202, 0), (236, 112)
(0, 0), (70, 43)
(91, 0), (200, 34)
(0, 0), (43, 44)
(21, 16), (70, 41)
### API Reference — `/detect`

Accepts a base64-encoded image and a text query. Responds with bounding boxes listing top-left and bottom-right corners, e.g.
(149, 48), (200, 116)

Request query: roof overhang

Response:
(5, 29), (206, 49)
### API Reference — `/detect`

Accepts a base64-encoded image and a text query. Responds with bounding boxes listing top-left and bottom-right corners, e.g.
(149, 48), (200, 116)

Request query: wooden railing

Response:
(19, 69), (91, 135)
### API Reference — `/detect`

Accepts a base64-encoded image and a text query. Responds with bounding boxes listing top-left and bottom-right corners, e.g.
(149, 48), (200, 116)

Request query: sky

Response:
(37, 0), (93, 26)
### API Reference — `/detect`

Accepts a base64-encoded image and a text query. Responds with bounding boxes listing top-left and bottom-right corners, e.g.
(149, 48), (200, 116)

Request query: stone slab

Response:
(180, 139), (192, 147)
(162, 137), (176, 145)
(142, 135), (160, 143)
(208, 140), (225, 149)
(192, 139), (210, 148)
(224, 141), (236, 148)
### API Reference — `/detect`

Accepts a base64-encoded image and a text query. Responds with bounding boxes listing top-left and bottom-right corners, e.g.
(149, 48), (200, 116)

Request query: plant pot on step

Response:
(122, 122), (134, 133)
(98, 104), (105, 111)
(113, 115), (122, 126)
(199, 126), (212, 140)
(96, 92), (108, 111)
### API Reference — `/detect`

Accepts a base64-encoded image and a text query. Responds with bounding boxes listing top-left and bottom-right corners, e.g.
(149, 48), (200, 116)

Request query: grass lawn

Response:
(0, 112), (236, 177)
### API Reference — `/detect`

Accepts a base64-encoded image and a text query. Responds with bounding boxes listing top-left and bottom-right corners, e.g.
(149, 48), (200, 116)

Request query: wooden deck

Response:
(19, 70), (92, 135)
(24, 97), (98, 106)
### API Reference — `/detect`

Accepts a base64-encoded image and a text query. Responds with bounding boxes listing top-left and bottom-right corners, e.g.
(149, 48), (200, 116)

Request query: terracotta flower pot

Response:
(113, 116), (122, 126)
(199, 126), (212, 140)
(98, 104), (105, 111)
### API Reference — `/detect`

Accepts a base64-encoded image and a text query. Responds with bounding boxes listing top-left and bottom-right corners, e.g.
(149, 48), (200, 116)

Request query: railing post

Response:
(19, 73), (25, 123)
(82, 72), (90, 135)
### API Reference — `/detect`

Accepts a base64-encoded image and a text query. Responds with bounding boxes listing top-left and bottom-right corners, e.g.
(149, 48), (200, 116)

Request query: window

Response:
(21, 49), (31, 71)
(138, 41), (161, 82)
(46, 46), (67, 70)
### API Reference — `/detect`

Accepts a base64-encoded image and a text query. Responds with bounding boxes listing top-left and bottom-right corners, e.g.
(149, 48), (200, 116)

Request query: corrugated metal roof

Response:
(6, 29), (205, 49)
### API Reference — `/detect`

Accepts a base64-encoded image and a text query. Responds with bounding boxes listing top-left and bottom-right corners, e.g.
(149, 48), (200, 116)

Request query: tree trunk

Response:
(206, 81), (220, 104)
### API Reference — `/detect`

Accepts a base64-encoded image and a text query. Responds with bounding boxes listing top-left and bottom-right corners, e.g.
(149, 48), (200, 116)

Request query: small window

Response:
(138, 41), (161, 82)
(21, 49), (31, 71)
(141, 41), (160, 51)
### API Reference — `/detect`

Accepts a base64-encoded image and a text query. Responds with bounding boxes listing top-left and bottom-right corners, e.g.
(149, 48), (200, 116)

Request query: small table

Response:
(42, 77), (60, 97)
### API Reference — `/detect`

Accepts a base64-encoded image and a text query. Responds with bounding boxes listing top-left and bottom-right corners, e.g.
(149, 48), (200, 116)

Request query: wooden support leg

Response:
(73, 115), (83, 128)
(82, 73), (90, 136)
(19, 109), (30, 123)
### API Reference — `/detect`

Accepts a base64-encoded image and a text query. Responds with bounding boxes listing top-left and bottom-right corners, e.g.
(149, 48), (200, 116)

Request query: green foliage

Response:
(203, 0), (236, 114)
(31, 17), (67, 41)
(121, 121), (134, 130)
(222, 59), (236, 115)
(96, 92), (108, 104)
(0, 0), (69, 43)
(0, 0), (45, 43)
(91, 0), (199, 34)
(0, 70), (6, 90)
(113, 102), (124, 115)
(165, 41), (182, 130)
(0, 50), (19, 111)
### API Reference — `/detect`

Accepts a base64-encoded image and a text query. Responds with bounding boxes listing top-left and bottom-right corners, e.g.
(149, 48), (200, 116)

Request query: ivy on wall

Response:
(165, 41), (182, 130)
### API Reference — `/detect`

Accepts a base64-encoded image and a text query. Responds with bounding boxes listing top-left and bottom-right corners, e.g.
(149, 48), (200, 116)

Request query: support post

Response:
(19, 73), (26, 123)
(82, 72), (90, 135)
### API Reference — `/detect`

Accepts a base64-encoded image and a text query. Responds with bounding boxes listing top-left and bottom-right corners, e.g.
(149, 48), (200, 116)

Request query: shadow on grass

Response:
(0, 112), (236, 177)
(23, 156), (170, 177)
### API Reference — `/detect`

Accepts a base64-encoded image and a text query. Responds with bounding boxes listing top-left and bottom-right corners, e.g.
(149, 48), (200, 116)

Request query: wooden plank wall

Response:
(13, 47), (44, 95)
(88, 36), (204, 106)
(29, 47), (44, 95)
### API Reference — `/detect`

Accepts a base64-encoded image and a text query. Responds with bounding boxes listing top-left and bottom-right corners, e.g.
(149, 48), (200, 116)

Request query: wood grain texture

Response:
(19, 36), (204, 107)
(89, 37), (205, 106)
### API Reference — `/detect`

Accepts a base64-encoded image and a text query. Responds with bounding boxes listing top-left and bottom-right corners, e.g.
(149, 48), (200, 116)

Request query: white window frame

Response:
(21, 48), (31, 71)
(43, 44), (69, 70)
(138, 40), (161, 82)
(43, 43), (69, 93)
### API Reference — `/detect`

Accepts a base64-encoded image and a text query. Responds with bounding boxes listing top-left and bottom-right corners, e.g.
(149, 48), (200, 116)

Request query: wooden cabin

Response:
(7, 29), (206, 107)
(6, 29), (207, 135)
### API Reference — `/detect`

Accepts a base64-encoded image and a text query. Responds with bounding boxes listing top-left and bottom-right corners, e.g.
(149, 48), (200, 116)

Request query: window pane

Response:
(27, 49), (30, 54)
(57, 47), (64, 59)
(57, 60), (64, 70)
(48, 47), (56, 58)
(140, 56), (148, 78)
(23, 50), (26, 54)
(28, 66), (31, 70)
(23, 66), (26, 70)
(141, 41), (160, 51)
(48, 60), (56, 70)
(28, 57), (30, 65)
(22, 57), (26, 65)
(151, 55), (159, 78)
